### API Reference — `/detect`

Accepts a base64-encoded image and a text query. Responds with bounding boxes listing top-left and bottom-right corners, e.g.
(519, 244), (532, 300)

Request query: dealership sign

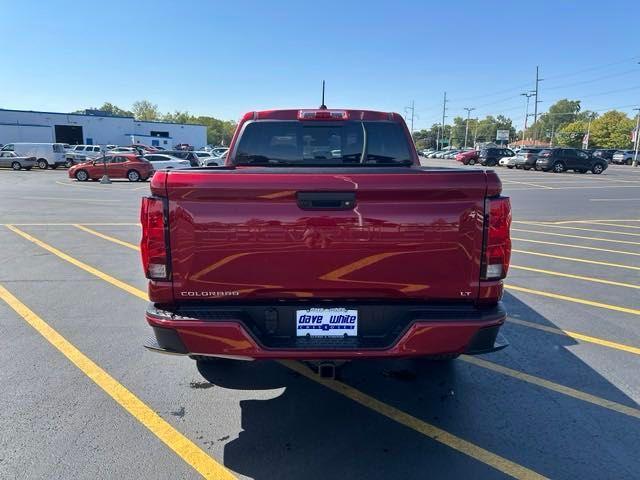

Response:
(496, 130), (510, 141)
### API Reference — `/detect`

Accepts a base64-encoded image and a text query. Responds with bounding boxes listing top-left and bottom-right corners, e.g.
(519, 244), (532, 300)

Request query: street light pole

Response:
(99, 150), (111, 184)
(521, 92), (535, 145)
(464, 107), (475, 148)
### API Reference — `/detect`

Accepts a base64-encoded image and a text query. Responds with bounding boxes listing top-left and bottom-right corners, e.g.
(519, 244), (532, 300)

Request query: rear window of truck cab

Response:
(234, 120), (412, 166)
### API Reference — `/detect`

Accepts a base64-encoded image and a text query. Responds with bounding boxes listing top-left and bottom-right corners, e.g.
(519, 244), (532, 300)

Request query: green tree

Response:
(97, 102), (134, 117)
(412, 124), (442, 150)
(195, 116), (237, 146)
(590, 111), (635, 149)
(132, 100), (160, 121)
(556, 120), (588, 148)
(524, 99), (595, 142)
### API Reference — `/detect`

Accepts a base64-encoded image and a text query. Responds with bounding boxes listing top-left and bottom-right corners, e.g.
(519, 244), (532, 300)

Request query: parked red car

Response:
(68, 154), (154, 182)
(455, 150), (479, 165)
(141, 108), (511, 369)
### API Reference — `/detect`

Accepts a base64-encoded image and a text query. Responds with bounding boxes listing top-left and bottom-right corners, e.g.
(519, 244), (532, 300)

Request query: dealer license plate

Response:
(296, 308), (358, 337)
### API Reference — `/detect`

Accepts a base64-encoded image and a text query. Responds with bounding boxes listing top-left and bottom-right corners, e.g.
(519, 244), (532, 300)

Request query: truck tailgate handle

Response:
(296, 192), (356, 210)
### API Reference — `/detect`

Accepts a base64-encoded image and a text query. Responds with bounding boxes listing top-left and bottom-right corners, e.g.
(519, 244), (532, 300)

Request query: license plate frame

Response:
(296, 308), (358, 338)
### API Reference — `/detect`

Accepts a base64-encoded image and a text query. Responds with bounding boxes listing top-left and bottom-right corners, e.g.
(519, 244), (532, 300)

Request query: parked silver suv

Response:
(611, 150), (639, 165)
(65, 145), (104, 167)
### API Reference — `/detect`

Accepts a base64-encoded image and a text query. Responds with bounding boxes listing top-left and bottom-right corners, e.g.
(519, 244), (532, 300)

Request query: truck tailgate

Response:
(164, 168), (487, 302)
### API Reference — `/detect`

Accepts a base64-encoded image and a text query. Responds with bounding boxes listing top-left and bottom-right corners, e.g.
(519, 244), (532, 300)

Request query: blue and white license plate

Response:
(296, 308), (358, 337)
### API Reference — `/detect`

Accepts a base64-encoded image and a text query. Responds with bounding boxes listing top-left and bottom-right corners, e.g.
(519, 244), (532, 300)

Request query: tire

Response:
(523, 165), (531, 170)
(11, 161), (22, 171)
(468, 159), (476, 165)
(75, 169), (89, 182)
(65, 159), (73, 168)
(37, 159), (48, 169)
(592, 163), (605, 175)
(552, 161), (565, 173)
(127, 169), (141, 182)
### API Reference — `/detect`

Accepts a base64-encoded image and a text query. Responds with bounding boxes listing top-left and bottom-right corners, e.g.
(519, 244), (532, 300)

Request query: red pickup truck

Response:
(141, 108), (511, 367)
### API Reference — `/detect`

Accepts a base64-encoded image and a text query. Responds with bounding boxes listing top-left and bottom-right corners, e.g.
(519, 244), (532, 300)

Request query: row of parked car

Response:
(0, 142), (230, 172)
(420, 145), (638, 174)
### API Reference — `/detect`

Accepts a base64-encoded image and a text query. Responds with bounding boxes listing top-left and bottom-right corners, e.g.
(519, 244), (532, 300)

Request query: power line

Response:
(543, 69), (640, 91)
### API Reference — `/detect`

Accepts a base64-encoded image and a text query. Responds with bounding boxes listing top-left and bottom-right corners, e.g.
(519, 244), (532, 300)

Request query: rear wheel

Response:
(468, 159), (476, 165)
(11, 161), (22, 171)
(523, 165), (531, 170)
(65, 159), (73, 168)
(552, 161), (565, 173)
(127, 169), (141, 182)
(75, 169), (89, 181)
(37, 159), (48, 169)
(592, 163), (605, 175)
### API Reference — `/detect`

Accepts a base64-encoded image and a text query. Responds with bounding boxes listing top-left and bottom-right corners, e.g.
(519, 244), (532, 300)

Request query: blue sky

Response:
(2, 0), (639, 130)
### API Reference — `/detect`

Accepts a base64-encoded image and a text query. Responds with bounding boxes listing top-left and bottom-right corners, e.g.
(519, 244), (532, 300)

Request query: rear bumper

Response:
(144, 302), (507, 360)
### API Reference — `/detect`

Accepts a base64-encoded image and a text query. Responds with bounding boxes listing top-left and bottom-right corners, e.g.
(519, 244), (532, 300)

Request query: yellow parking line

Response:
(512, 237), (640, 257)
(507, 318), (640, 356)
(511, 228), (640, 246)
(279, 360), (547, 480)
(11, 216), (640, 473)
(548, 219), (640, 224)
(6, 226), (546, 479)
(502, 180), (553, 189)
(510, 265), (640, 290)
(505, 284), (640, 316)
(0, 283), (234, 480)
(589, 221), (640, 230)
(461, 356), (640, 419)
(6, 225), (148, 301)
(514, 221), (640, 237)
(512, 249), (640, 271)
(74, 224), (140, 251)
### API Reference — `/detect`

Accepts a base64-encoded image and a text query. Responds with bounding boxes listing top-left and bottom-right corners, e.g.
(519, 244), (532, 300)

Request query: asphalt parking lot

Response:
(1, 163), (639, 480)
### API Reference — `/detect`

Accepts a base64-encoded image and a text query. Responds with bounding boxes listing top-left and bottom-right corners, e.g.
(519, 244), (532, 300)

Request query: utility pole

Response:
(633, 108), (640, 167)
(533, 66), (543, 142)
(441, 92), (448, 149)
(464, 107), (475, 148)
(473, 119), (479, 146)
(520, 92), (535, 144)
(404, 100), (416, 134)
(435, 123), (440, 151)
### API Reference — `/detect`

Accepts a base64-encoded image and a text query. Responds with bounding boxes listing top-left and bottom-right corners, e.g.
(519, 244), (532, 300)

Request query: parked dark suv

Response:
(592, 149), (618, 162)
(479, 147), (514, 166)
(536, 148), (607, 174)
(513, 148), (543, 170)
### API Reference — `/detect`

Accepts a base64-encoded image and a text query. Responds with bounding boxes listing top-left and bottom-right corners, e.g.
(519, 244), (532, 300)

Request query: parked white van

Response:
(0, 143), (66, 169)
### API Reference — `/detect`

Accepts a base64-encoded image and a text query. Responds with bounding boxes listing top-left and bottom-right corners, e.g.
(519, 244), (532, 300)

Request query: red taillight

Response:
(140, 196), (170, 280)
(298, 109), (348, 120)
(481, 197), (511, 280)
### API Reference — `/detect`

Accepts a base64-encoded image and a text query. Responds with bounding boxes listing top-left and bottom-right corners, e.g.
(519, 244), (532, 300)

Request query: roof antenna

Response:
(319, 80), (327, 110)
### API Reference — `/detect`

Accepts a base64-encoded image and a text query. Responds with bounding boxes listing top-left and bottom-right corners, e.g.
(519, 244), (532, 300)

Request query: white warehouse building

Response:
(0, 108), (207, 148)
